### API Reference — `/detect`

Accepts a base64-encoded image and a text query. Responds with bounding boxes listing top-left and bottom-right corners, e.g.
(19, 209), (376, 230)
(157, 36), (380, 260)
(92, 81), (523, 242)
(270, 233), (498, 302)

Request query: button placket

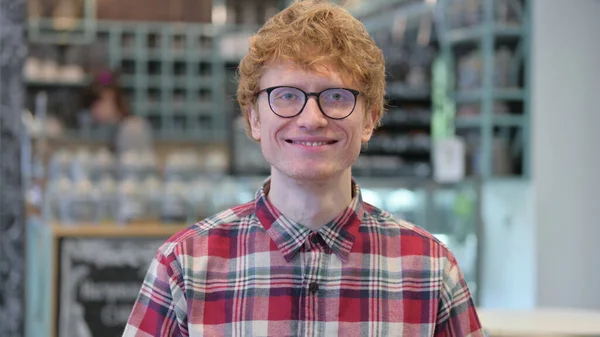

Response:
(299, 236), (330, 334)
(309, 234), (332, 255)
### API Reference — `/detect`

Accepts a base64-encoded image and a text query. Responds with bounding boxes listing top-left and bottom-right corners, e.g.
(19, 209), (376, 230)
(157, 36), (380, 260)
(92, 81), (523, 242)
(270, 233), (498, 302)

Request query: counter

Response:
(479, 308), (600, 337)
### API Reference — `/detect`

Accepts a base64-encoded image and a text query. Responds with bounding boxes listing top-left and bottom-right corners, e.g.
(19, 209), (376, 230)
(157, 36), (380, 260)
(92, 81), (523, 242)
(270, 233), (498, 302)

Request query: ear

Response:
(361, 106), (378, 143)
(249, 105), (261, 141)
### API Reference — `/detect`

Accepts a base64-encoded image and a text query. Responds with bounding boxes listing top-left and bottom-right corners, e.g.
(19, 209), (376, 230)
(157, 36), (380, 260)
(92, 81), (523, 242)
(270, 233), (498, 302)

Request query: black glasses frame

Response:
(255, 85), (360, 120)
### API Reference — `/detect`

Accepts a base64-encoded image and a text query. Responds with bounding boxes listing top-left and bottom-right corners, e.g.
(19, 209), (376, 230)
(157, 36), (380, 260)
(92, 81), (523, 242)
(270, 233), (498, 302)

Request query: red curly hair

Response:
(236, 0), (386, 139)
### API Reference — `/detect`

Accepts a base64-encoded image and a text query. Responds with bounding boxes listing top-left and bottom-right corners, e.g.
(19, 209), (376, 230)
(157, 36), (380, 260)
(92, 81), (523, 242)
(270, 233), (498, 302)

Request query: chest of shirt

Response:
(181, 243), (443, 337)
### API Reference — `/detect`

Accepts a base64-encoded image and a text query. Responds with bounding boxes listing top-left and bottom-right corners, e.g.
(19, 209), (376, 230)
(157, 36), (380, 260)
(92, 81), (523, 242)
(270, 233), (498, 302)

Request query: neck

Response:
(267, 168), (353, 231)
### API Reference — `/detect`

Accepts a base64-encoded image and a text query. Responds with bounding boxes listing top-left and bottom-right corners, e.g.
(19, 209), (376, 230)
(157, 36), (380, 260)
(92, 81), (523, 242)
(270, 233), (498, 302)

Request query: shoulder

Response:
(118, 116), (152, 134)
(115, 116), (154, 153)
(361, 202), (458, 263)
(156, 200), (257, 258)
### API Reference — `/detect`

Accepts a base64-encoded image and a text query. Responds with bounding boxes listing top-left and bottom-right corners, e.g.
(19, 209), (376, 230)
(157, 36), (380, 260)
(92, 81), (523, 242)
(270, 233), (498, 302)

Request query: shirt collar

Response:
(254, 177), (364, 263)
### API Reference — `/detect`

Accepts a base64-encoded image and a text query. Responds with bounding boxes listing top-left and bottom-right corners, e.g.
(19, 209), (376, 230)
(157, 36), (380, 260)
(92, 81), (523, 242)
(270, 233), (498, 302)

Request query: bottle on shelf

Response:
(117, 177), (145, 224)
(161, 177), (190, 224)
(60, 178), (100, 225)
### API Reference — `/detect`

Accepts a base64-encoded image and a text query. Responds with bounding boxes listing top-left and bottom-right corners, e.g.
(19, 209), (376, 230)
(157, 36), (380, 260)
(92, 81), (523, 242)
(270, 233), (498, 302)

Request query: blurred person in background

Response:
(123, 1), (483, 336)
(82, 69), (153, 155)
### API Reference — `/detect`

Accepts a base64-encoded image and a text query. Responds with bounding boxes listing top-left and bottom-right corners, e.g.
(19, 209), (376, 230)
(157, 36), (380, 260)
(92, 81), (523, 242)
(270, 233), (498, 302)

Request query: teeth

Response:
(294, 141), (328, 146)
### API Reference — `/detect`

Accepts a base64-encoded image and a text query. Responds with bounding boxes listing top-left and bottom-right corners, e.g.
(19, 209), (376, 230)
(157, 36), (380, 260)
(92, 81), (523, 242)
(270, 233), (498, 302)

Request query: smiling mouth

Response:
(286, 140), (337, 147)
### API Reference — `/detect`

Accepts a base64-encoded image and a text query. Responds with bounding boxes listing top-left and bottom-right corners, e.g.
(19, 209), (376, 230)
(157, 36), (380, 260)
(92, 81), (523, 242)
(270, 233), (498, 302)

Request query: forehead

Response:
(259, 59), (357, 89)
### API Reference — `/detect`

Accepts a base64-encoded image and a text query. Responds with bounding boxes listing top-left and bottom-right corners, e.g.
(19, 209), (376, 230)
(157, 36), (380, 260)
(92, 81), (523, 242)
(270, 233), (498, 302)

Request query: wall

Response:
(0, 0), (27, 335)
(479, 180), (536, 309)
(532, 0), (600, 309)
(479, 0), (600, 310)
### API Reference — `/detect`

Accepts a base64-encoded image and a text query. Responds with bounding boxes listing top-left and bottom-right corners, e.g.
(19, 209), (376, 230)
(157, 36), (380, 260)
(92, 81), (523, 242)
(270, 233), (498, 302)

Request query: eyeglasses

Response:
(255, 86), (360, 120)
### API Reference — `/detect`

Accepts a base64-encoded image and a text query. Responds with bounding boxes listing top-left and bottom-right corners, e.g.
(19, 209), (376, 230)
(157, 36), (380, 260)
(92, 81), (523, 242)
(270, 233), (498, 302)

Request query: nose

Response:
(296, 96), (328, 130)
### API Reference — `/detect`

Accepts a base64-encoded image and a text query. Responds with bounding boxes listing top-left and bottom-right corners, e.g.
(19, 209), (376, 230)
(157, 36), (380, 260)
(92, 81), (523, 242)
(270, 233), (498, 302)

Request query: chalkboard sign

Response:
(57, 237), (165, 337)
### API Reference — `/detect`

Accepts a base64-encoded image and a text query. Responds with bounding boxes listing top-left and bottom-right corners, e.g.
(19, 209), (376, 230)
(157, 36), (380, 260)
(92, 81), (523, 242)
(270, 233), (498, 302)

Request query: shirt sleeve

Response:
(434, 255), (485, 337)
(123, 249), (188, 337)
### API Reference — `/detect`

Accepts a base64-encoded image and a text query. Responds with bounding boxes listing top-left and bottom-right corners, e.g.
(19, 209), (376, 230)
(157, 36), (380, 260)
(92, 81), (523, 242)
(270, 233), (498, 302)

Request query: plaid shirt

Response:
(124, 179), (483, 336)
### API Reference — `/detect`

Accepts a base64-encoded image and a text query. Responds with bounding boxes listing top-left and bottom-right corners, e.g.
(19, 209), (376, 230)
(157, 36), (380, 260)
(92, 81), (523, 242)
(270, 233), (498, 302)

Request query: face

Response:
(249, 59), (376, 181)
(91, 90), (120, 124)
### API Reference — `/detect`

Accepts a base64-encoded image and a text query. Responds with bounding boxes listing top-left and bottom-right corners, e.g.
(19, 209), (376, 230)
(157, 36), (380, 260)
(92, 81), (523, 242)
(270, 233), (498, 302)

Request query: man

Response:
(123, 1), (483, 336)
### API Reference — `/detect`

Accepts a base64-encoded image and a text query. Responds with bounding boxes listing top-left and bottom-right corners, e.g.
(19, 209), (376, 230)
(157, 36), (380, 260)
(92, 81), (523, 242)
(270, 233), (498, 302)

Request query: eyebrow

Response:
(275, 83), (349, 91)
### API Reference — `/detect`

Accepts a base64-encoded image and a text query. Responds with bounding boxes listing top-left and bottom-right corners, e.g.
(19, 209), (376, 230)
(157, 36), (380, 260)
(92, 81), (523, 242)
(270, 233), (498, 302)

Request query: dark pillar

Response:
(0, 0), (27, 335)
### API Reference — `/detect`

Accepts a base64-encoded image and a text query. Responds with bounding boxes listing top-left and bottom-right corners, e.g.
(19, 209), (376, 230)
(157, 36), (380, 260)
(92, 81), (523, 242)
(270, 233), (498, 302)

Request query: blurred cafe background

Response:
(0, 0), (599, 336)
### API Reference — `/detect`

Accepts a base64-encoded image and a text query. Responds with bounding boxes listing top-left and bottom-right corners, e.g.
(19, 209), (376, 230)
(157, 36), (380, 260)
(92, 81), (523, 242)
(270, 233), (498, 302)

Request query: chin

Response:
(274, 161), (349, 182)
(287, 170), (337, 181)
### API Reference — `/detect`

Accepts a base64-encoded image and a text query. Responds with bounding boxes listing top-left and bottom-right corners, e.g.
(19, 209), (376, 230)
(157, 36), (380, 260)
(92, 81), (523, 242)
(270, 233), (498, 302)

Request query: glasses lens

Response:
(269, 87), (305, 117)
(319, 88), (356, 118)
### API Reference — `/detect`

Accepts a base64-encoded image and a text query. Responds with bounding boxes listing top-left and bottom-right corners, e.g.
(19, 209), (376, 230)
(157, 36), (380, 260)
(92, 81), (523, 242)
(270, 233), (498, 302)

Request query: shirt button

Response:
(309, 282), (319, 293)
(311, 235), (320, 244)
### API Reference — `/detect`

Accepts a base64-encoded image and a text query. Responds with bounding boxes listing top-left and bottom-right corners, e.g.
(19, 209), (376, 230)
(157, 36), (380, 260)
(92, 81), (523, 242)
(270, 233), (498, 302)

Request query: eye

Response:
(329, 93), (342, 100)
(322, 89), (354, 104)
(271, 87), (303, 102)
(281, 93), (297, 100)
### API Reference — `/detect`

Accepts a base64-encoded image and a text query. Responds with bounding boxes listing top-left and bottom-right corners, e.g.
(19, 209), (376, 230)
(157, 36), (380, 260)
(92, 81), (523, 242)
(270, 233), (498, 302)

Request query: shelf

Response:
(26, 78), (90, 87)
(384, 54), (401, 65)
(146, 50), (164, 60)
(119, 49), (139, 59)
(120, 75), (136, 86)
(172, 76), (214, 88)
(454, 115), (481, 128)
(121, 75), (170, 87)
(348, 0), (411, 18)
(122, 76), (215, 89)
(56, 128), (226, 143)
(380, 120), (431, 128)
(454, 88), (525, 103)
(24, 19), (242, 150)
(51, 223), (188, 237)
(156, 129), (225, 142)
(455, 115), (525, 128)
(61, 130), (113, 142)
(191, 103), (214, 112)
(142, 52), (212, 62)
(362, 149), (431, 157)
(381, 109), (431, 127)
(494, 115), (526, 127)
(494, 89), (526, 101)
(446, 24), (523, 45)
(386, 83), (431, 100)
(357, 1), (433, 33)
(27, 18), (94, 44)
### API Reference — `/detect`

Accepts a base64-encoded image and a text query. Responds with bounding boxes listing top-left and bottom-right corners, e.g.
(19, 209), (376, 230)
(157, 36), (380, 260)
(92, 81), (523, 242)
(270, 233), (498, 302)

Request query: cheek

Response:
(260, 115), (285, 140)
(91, 103), (106, 117)
(343, 118), (367, 142)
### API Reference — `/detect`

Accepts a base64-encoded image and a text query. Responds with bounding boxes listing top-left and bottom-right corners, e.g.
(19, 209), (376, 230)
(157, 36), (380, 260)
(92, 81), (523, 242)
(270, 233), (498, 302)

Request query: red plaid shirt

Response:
(124, 179), (483, 336)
